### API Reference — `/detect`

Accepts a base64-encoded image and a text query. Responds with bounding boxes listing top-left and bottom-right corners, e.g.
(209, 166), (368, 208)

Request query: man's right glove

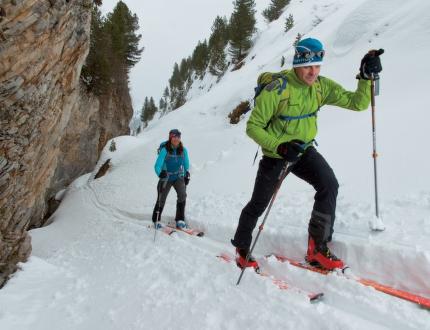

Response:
(276, 140), (304, 162)
(159, 170), (167, 179)
(359, 49), (384, 80)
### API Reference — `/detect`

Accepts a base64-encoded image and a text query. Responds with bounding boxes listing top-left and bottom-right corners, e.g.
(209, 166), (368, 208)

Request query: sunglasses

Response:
(295, 50), (325, 59)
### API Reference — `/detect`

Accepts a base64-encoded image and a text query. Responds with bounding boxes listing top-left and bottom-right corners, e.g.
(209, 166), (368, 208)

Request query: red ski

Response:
(150, 223), (176, 235)
(167, 223), (204, 237)
(218, 253), (323, 302)
(269, 254), (430, 310)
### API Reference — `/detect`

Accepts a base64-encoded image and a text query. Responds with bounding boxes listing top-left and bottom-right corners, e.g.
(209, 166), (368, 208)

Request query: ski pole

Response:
(236, 160), (293, 285)
(154, 175), (168, 242)
(370, 73), (380, 219)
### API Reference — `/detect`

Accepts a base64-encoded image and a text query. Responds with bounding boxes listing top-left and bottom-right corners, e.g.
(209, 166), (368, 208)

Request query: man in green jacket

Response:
(231, 37), (383, 270)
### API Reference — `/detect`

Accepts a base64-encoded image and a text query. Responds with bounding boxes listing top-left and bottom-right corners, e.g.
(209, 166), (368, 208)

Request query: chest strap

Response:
(278, 108), (319, 121)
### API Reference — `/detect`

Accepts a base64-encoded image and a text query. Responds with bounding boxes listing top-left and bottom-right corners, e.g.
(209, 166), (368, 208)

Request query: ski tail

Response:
(218, 253), (323, 303)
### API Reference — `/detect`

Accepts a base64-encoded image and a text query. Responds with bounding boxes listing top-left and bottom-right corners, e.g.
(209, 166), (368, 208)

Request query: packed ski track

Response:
(1, 136), (428, 329)
(2, 0), (430, 328)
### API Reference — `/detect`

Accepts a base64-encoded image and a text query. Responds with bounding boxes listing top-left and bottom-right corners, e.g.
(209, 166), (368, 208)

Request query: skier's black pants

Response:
(232, 147), (338, 249)
(152, 178), (187, 222)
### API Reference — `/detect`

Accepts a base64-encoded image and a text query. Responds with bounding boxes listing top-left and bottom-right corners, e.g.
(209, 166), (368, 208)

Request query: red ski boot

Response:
(306, 237), (344, 270)
(235, 248), (259, 270)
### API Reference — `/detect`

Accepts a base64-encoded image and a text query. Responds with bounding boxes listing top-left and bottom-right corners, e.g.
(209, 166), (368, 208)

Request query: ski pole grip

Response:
(368, 49), (384, 57)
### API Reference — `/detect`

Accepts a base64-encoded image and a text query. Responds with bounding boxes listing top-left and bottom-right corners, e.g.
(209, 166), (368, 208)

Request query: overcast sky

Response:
(100, 0), (234, 111)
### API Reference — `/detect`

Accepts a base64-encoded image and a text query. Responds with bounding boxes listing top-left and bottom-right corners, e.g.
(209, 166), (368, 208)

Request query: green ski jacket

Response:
(246, 69), (371, 158)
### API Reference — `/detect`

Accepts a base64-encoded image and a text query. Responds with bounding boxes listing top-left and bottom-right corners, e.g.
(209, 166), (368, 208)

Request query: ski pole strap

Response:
(294, 139), (316, 152)
(278, 77), (288, 95)
(278, 108), (319, 121)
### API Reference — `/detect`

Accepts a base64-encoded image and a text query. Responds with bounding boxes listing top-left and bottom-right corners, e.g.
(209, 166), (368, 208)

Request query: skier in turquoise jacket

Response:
(152, 129), (190, 229)
(231, 37), (383, 270)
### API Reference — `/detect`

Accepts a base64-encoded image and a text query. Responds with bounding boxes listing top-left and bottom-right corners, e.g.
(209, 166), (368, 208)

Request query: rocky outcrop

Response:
(0, 0), (133, 287)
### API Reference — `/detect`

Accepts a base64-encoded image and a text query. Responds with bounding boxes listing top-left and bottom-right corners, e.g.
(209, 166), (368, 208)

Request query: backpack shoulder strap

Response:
(273, 76), (289, 118)
(157, 141), (168, 155)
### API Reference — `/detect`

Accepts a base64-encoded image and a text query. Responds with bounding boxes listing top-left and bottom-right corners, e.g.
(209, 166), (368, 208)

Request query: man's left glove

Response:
(184, 171), (190, 186)
(359, 49), (384, 80)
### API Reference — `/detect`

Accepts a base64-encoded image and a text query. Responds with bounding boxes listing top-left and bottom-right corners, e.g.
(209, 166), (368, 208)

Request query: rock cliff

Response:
(0, 0), (133, 287)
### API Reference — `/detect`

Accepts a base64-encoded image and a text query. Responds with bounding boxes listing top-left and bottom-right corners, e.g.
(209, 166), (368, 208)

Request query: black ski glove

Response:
(276, 140), (305, 162)
(184, 171), (190, 185)
(359, 49), (384, 80)
(159, 170), (167, 179)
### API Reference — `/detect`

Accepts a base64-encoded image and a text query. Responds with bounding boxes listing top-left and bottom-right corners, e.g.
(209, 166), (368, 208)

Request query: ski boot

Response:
(306, 237), (344, 270)
(176, 220), (187, 229)
(235, 247), (259, 271)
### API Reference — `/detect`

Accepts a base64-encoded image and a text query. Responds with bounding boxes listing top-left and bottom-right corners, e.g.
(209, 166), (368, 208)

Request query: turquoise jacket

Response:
(154, 144), (189, 182)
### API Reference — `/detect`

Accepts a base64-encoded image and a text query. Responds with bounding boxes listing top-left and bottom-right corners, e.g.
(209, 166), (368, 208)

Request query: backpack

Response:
(243, 70), (290, 115)
(254, 70), (290, 104)
(157, 141), (168, 155)
(252, 69), (322, 118)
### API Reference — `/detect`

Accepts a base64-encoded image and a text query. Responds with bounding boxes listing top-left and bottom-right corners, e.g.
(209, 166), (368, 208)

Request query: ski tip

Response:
(371, 227), (386, 232)
(197, 231), (205, 237)
(310, 292), (324, 303)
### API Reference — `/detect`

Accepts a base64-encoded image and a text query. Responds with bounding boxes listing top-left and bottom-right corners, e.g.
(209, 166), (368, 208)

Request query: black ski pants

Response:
(232, 147), (338, 249)
(152, 178), (187, 222)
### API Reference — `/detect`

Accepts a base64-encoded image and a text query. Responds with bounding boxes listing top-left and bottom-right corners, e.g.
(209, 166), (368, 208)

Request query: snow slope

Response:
(1, 0), (430, 329)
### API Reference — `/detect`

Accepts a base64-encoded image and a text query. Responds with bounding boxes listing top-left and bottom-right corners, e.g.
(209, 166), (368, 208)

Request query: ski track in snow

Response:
(6, 145), (426, 329)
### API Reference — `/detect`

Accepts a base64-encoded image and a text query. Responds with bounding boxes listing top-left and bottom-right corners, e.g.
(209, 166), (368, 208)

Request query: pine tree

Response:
(168, 63), (184, 110)
(109, 139), (117, 152)
(81, 6), (112, 94)
(81, 2), (143, 96)
(159, 98), (166, 113)
(105, 1), (143, 71)
(179, 57), (192, 87)
(262, 0), (290, 23)
(163, 86), (170, 99)
(140, 97), (149, 122)
(191, 40), (209, 79)
(293, 33), (302, 47)
(158, 86), (170, 115)
(140, 97), (158, 126)
(284, 13), (294, 32)
(208, 16), (229, 76)
(229, 0), (256, 63)
(169, 63), (182, 90)
(172, 90), (186, 110)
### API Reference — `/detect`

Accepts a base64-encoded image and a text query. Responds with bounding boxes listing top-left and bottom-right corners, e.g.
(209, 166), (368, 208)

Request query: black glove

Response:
(184, 171), (190, 185)
(276, 140), (304, 162)
(359, 49), (384, 80)
(159, 170), (167, 179)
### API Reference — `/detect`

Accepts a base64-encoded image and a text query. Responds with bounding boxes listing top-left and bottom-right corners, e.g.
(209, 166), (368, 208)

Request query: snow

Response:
(1, 0), (430, 329)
